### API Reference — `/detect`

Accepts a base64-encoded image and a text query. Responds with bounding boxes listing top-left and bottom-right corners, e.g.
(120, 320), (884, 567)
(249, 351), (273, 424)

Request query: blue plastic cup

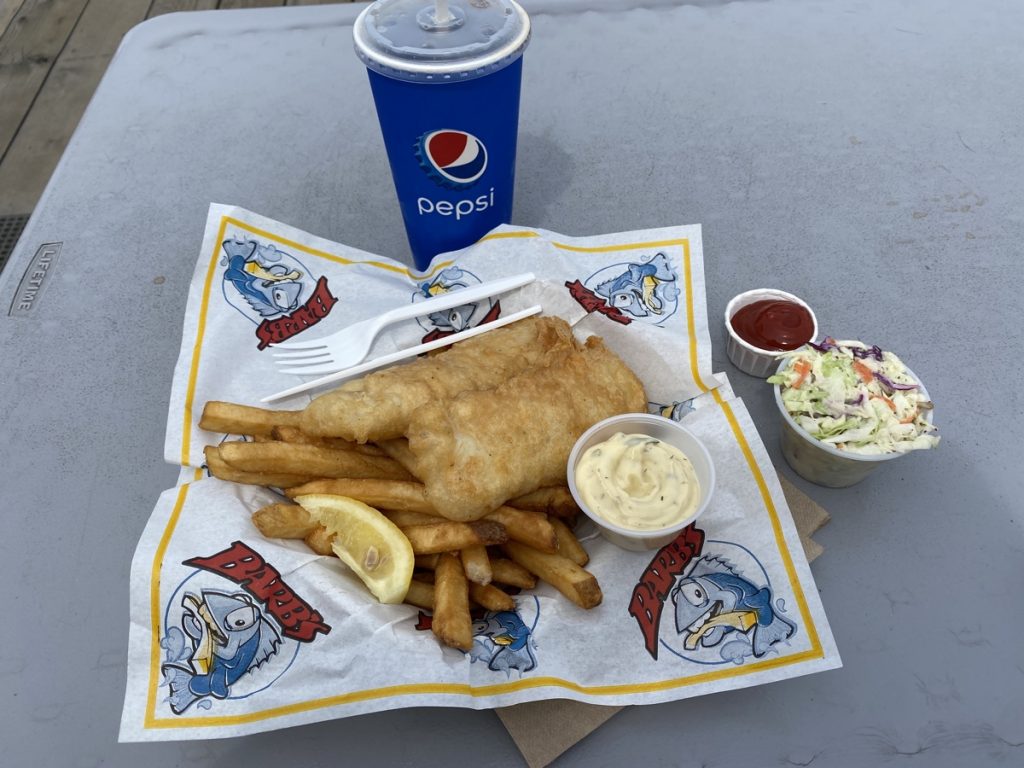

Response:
(354, 0), (530, 272)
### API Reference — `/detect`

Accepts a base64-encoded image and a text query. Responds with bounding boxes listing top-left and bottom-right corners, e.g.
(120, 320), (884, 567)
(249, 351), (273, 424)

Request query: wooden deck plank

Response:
(148, 0), (218, 17)
(0, 0), (360, 218)
(0, 0), (150, 215)
(0, 0), (89, 164)
(0, 1), (25, 34)
(217, 0), (285, 9)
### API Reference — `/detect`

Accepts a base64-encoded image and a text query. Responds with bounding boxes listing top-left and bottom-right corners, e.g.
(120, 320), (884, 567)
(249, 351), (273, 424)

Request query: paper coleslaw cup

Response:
(773, 358), (934, 488)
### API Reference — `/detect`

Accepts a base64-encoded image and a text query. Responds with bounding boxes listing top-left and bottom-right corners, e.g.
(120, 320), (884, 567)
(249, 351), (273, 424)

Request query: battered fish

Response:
(301, 316), (575, 442)
(406, 336), (647, 521)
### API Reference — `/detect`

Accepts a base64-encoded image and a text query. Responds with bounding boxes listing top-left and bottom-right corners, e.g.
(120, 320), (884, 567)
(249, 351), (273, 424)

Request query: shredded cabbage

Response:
(767, 338), (939, 455)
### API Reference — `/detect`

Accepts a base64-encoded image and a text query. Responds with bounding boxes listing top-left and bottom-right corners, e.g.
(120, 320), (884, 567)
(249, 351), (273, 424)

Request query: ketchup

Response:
(730, 299), (814, 351)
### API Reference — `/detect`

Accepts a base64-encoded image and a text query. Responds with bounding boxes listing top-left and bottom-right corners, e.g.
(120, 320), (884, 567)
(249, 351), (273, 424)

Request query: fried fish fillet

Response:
(301, 316), (575, 442)
(406, 336), (647, 521)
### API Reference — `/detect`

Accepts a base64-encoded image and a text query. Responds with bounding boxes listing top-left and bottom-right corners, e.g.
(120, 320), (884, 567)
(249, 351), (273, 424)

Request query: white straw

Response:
(434, 0), (452, 24)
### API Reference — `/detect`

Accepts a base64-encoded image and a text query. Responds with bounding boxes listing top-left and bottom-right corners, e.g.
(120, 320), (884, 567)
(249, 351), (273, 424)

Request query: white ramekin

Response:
(724, 289), (818, 378)
(566, 413), (715, 551)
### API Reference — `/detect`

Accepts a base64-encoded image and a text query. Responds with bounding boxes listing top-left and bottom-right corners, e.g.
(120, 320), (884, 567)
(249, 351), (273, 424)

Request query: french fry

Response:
(377, 438), (422, 477)
(207, 378), (610, 651)
(204, 445), (313, 488)
(460, 545), (492, 585)
(304, 525), (335, 556)
(487, 506), (557, 553)
(285, 481), (566, 544)
(508, 486), (581, 518)
(199, 401), (302, 437)
(285, 479), (433, 512)
(269, 425), (312, 443)
(550, 517), (589, 566)
(251, 502), (317, 539)
(469, 582), (515, 612)
(383, 509), (442, 528)
(489, 558), (537, 590)
(218, 441), (413, 481)
(401, 521), (507, 555)
(503, 541), (602, 609)
(271, 426), (387, 456)
(415, 554), (440, 570)
(432, 553), (473, 651)
(404, 579), (435, 610)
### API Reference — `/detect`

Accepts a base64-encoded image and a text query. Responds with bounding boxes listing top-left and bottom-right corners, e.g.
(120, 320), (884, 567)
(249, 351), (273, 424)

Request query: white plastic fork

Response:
(272, 271), (535, 375)
(262, 304), (543, 403)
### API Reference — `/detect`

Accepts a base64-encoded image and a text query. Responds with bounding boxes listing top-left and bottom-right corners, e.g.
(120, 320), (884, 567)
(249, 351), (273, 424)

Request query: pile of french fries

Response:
(201, 401), (601, 651)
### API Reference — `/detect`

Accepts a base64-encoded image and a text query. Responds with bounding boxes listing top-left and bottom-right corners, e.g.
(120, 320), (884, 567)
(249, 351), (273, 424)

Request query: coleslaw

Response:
(767, 338), (939, 455)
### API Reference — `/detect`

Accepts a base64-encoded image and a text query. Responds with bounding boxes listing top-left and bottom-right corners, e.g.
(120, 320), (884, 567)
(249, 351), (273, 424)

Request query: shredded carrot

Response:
(871, 394), (897, 412)
(791, 359), (812, 388)
(853, 359), (874, 383)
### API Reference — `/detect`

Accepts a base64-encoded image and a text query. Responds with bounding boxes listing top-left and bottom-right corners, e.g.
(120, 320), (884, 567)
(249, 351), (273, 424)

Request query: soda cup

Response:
(354, 0), (530, 272)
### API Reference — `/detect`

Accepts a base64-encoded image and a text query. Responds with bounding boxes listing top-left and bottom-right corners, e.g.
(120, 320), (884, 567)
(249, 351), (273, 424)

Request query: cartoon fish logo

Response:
(414, 597), (540, 675)
(594, 261), (672, 319)
(471, 610), (537, 674)
(416, 267), (479, 333)
(671, 556), (796, 663)
(219, 238), (337, 349)
(567, 252), (680, 326)
(222, 239), (304, 318)
(161, 590), (281, 714)
(653, 399), (696, 421)
(413, 266), (500, 340)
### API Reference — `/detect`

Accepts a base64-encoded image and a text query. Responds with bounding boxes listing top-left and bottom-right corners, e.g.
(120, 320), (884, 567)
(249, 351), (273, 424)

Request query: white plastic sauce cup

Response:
(567, 413), (716, 551)
(724, 288), (818, 378)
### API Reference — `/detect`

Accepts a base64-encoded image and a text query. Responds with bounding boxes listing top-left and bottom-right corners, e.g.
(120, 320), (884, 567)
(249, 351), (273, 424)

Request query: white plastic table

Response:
(1, 1), (1021, 765)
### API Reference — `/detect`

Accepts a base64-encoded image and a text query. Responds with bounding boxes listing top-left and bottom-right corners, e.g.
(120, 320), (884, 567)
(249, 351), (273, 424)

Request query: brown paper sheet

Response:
(496, 475), (830, 768)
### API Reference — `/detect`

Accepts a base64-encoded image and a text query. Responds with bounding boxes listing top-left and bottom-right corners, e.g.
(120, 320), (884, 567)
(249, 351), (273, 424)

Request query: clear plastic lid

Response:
(354, 0), (530, 82)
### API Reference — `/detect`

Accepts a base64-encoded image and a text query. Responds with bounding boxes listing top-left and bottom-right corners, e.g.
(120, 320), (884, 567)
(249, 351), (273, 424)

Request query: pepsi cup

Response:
(354, 0), (530, 272)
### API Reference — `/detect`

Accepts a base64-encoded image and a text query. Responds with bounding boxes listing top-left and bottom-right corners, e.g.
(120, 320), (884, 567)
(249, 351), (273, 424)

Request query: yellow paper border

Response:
(147, 222), (824, 729)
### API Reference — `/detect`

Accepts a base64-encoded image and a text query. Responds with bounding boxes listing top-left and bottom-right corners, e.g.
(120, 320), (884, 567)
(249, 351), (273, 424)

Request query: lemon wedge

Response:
(294, 494), (414, 604)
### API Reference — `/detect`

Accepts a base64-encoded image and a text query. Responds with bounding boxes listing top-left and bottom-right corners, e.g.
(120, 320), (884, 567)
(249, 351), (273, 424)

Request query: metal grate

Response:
(0, 214), (31, 277)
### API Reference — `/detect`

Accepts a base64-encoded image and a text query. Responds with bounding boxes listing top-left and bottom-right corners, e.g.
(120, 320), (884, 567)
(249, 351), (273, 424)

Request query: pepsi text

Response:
(417, 187), (496, 221)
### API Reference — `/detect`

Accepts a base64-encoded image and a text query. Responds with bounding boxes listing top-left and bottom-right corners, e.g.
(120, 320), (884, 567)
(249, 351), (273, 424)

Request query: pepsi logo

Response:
(416, 130), (488, 189)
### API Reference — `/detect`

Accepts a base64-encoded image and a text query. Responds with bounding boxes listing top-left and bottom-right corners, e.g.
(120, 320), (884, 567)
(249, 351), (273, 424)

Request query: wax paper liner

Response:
(163, 205), (721, 469)
(121, 205), (839, 741)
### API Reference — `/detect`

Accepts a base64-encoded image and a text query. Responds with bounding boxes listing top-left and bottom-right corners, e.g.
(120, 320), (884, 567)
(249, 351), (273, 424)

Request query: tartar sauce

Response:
(575, 432), (701, 530)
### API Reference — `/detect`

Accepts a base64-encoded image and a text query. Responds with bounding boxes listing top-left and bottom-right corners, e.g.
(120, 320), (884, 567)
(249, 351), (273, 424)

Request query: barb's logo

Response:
(566, 252), (680, 326)
(652, 399), (697, 422)
(629, 525), (705, 658)
(629, 530), (798, 664)
(470, 607), (538, 674)
(413, 266), (502, 343)
(415, 596), (540, 676)
(159, 541), (331, 715)
(221, 238), (337, 350)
